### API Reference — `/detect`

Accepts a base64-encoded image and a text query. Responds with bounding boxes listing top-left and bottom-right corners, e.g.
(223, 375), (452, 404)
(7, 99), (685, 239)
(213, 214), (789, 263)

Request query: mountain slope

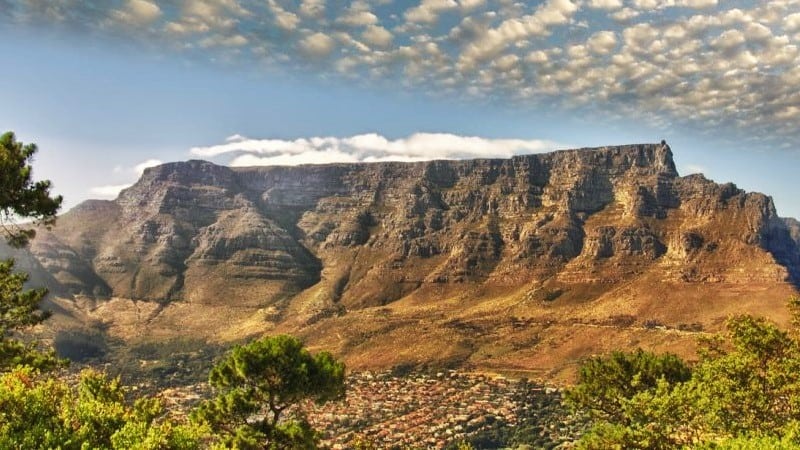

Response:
(13, 143), (800, 379)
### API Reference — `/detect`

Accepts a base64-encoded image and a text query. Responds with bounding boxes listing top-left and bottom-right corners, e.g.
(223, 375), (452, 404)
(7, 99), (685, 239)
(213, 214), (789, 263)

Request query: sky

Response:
(1, 0), (799, 218)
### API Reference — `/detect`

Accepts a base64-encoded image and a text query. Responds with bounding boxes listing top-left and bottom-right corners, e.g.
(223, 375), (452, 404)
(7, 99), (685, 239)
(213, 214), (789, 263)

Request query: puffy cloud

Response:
(587, 30), (617, 54)
(111, 0), (162, 26)
(190, 133), (562, 166)
(337, 9), (378, 26)
(457, 0), (579, 69)
(300, 32), (335, 57)
(785, 13), (800, 31)
(362, 25), (393, 48)
(134, 159), (163, 175)
(4, 0), (800, 147)
(404, 0), (459, 24)
(91, 158), (164, 198)
(586, 0), (623, 10)
(711, 29), (746, 51)
(611, 7), (640, 22)
(679, 0), (718, 9)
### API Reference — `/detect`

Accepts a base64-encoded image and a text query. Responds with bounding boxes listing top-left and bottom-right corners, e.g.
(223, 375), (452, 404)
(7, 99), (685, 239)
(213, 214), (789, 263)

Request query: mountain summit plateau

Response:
(12, 143), (800, 379)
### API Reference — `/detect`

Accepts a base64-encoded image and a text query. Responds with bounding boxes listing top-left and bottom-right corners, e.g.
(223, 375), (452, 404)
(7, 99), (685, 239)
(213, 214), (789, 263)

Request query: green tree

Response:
(0, 131), (64, 371)
(689, 314), (800, 438)
(0, 367), (203, 449)
(191, 334), (346, 449)
(0, 131), (62, 248)
(565, 349), (691, 424)
(568, 299), (800, 449)
(0, 258), (61, 371)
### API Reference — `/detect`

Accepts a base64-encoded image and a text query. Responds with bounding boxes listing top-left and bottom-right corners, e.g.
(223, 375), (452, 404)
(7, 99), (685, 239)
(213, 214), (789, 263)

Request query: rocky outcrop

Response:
(21, 143), (799, 312)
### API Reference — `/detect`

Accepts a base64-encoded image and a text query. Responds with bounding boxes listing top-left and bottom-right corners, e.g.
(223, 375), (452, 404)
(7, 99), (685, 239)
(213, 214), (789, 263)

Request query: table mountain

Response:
(15, 143), (800, 379)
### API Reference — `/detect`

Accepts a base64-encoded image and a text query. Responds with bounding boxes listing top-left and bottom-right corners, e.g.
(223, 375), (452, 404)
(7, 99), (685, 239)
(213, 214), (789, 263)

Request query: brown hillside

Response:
(12, 143), (799, 382)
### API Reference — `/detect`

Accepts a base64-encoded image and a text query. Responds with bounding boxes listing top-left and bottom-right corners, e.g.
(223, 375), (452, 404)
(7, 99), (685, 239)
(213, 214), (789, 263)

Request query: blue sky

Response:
(1, 0), (799, 218)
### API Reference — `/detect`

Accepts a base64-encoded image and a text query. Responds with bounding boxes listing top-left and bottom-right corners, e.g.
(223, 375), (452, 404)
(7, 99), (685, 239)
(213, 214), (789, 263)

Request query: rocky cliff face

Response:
(12, 142), (800, 377)
(29, 143), (798, 309)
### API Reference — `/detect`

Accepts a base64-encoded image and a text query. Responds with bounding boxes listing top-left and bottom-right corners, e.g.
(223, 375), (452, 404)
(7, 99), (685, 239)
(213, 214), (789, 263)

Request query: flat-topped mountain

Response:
(16, 143), (800, 380)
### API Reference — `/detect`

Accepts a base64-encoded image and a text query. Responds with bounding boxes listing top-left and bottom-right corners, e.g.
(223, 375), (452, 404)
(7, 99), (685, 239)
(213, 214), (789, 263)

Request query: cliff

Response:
(15, 143), (800, 378)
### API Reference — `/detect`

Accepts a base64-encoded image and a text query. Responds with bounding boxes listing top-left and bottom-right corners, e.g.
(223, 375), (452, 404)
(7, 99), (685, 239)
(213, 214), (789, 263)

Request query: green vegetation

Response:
(567, 297), (800, 449)
(0, 131), (64, 372)
(2, 335), (345, 449)
(0, 367), (204, 449)
(0, 131), (62, 247)
(0, 258), (63, 371)
(192, 335), (346, 449)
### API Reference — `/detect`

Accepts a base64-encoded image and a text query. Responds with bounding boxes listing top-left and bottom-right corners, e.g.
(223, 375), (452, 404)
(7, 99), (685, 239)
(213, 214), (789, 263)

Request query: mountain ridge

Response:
(11, 143), (800, 379)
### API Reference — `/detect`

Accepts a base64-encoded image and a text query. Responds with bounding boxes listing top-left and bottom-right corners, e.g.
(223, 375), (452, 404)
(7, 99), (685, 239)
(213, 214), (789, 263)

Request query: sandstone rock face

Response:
(23, 144), (800, 312)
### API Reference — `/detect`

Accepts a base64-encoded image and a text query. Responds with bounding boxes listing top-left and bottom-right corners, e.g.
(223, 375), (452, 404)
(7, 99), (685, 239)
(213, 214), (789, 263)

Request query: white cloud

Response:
(682, 164), (707, 175)
(362, 25), (393, 48)
(89, 184), (133, 198)
(300, 32), (336, 57)
(587, 30), (617, 54)
(711, 29), (746, 51)
(404, 0), (459, 24)
(457, 0), (579, 69)
(90, 158), (162, 198)
(190, 133), (563, 166)
(111, 0), (162, 26)
(134, 159), (163, 175)
(611, 7), (640, 22)
(586, 0), (623, 10)
(785, 13), (800, 32)
(679, 0), (718, 9)
(8, 0), (800, 149)
(337, 10), (378, 26)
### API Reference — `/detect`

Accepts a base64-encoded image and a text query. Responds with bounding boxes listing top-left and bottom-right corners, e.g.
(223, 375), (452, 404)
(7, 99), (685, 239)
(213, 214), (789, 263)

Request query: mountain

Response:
(11, 143), (800, 380)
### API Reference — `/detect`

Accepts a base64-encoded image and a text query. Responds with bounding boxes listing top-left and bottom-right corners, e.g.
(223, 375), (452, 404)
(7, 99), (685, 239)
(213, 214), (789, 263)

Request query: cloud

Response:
(682, 164), (708, 175)
(90, 158), (163, 199)
(587, 30), (618, 54)
(587, 0), (623, 10)
(134, 159), (163, 175)
(190, 133), (563, 166)
(300, 32), (335, 57)
(89, 184), (133, 198)
(362, 25), (393, 48)
(299, 0), (325, 19)
(4, 0), (800, 148)
(111, 0), (162, 26)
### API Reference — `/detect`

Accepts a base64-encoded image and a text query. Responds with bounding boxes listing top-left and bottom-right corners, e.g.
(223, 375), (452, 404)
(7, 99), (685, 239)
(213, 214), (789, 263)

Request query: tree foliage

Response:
(565, 349), (690, 424)
(0, 367), (204, 449)
(568, 297), (800, 449)
(0, 258), (62, 371)
(191, 334), (346, 449)
(0, 131), (63, 371)
(0, 131), (62, 248)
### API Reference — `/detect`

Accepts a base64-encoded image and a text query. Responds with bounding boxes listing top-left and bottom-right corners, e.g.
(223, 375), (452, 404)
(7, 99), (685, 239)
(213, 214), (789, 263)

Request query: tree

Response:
(191, 334), (346, 449)
(568, 299), (800, 449)
(689, 314), (800, 437)
(565, 349), (691, 424)
(0, 259), (61, 371)
(0, 366), (203, 449)
(0, 132), (63, 371)
(0, 131), (62, 248)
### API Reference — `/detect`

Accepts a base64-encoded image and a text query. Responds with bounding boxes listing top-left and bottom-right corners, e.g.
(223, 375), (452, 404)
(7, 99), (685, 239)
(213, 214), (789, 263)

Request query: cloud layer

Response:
(190, 133), (562, 166)
(4, 0), (800, 146)
(91, 158), (163, 198)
